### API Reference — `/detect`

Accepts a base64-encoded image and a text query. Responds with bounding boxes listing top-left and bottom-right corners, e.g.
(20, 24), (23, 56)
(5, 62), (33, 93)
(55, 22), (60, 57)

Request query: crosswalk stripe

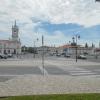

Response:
(69, 70), (92, 73)
(38, 66), (48, 75)
(0, 75), (23, 76)
(70, 73), (96, 76)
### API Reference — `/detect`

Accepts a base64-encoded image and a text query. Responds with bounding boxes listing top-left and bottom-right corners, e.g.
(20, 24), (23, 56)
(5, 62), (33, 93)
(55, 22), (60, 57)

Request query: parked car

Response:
(78, 55), (87, 59)
(83, 52), (88, 55)
(0, 54), (7, 59)
(61, 52), (66, 55)
(49, 53), (54, 56)
(7, 54), (13, 58)
(64, 54), (71, 58)
(56, 54), (61, 57)
(0, 54), (3, 59)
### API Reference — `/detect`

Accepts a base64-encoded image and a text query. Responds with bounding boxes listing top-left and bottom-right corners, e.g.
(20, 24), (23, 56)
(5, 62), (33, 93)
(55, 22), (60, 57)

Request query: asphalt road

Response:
(0, 65), (100, 82)
(12, 53), (100, 62)
(0, 54), (100, 82)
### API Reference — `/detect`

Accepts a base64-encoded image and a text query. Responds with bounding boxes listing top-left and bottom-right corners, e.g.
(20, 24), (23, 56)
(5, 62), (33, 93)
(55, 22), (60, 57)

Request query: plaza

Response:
(0, 55), (100, 96)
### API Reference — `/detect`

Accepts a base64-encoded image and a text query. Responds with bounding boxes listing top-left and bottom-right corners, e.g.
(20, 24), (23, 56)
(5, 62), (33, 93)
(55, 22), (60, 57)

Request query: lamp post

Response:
(33, 38), (38, 58)
(72, 34), (80, 62)
(68, 41), (71, 54)
(42, 35), (45, 75)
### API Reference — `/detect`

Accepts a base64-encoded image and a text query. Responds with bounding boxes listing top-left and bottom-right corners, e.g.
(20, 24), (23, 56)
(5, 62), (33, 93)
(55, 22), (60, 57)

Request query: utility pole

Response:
(42, 35), (44, 75)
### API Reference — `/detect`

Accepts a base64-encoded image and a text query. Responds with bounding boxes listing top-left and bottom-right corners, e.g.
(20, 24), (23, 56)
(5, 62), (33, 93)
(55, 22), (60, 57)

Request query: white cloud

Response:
(0, 0), (100, 26)
(0, 0), (100, 46)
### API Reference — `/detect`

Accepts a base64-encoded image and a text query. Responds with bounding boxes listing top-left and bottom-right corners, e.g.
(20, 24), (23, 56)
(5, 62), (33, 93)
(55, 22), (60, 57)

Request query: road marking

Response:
(0, 74), (40, 77)
(70, 70), (92, 73)
(0, 75), (23, 76)
(70, 70), (96, 76)
(70, 72), (95, 75)
(39, 66), (48, 75)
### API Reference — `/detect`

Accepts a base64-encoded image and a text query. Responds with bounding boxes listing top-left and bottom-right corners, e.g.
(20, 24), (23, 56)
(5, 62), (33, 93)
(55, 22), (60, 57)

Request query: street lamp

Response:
(33, 38), (39, 58)
(42, 35), (45, 75)
(72, 34), (80, 62)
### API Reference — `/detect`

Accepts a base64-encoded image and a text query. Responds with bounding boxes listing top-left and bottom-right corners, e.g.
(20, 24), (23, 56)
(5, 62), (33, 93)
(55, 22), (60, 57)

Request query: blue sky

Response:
(0, 0), (100, 47)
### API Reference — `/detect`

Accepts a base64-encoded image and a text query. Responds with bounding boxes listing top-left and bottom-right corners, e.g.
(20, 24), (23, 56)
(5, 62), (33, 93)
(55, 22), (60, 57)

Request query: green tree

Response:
(92, 43), (95, 48)
(85, 43), (88, 48)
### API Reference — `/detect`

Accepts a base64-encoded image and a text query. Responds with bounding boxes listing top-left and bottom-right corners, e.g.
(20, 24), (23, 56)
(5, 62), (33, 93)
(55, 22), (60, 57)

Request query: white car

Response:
(56, 54), (61, 57)
(78, 55), (87, 59)
(64, 54), (71, 58)
(7, 54), (13, 58)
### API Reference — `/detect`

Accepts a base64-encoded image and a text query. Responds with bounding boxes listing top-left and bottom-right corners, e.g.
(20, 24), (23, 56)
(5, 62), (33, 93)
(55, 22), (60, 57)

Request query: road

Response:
(0, 55), (100, 96)
(0, 55), (100, 82)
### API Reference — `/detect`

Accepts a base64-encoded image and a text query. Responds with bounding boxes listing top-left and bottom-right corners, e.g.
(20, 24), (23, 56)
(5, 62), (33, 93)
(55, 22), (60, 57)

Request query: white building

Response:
(0, 21), (21, 54)
(57, 45), (94, 55)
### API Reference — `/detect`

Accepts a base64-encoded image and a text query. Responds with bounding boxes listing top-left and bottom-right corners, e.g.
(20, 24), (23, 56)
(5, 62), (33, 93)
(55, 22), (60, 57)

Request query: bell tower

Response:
(12, 20), (19, 41)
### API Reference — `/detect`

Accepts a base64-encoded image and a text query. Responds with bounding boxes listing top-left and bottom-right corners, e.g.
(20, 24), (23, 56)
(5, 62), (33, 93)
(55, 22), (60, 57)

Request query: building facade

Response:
(0, 21), (21, 54)
(57, 45), (94, 56)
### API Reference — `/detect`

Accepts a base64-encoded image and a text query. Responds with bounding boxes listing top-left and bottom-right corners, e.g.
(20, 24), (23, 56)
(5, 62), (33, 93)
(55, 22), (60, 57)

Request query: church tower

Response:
(12, 20), (19, 41)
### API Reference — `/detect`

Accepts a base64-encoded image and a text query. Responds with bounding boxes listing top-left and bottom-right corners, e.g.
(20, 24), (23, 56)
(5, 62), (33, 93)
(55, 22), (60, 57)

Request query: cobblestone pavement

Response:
(0, 75), (100, 97)
(0, 57), (100, 96)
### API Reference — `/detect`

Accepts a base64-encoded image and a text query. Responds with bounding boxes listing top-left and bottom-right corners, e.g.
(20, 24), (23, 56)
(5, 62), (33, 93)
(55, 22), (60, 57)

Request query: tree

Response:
(96, 0), (100, 2)
(85, 43), (88, 48)
(92, 43), (95, 48)
(28, 47), (34, 53)
(21, 46), (27, 52)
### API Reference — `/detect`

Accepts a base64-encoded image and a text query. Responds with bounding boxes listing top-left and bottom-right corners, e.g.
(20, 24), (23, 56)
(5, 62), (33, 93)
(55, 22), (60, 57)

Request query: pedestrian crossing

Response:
(69, 70), (97, 76)
(43, 66), (99, 76)
(0, 66), (99, 78)
(64, 68), (99, 76)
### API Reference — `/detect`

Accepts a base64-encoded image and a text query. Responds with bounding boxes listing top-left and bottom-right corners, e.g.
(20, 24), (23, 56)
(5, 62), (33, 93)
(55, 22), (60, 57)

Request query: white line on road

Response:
(39, 66), (48, 75)
(0, 74), (36, 77)
(70, 72), (96, 76)
(69, 70), (92, 73)
(0, 75), (23, 76)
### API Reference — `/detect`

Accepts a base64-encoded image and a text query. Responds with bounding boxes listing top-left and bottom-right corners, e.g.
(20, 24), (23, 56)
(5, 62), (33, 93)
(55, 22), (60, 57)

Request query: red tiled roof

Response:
(95, 48), (100, 52)
(59, 45), (78, 48)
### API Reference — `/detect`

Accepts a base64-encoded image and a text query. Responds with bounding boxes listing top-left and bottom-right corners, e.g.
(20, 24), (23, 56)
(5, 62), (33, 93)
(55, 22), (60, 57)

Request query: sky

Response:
(0, 0), (100, 47)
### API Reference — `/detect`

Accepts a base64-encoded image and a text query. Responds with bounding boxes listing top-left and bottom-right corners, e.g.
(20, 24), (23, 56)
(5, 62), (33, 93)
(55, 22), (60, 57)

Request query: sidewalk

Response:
(0, 75), (100, 97)
(0, 59), (40, 67)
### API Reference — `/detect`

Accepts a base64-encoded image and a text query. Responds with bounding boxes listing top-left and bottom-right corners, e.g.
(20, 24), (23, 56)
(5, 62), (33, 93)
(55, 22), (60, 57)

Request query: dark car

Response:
(0, 55), (3, 59)
(0, 54), (7, 59)
(61, 52), (65, 55)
